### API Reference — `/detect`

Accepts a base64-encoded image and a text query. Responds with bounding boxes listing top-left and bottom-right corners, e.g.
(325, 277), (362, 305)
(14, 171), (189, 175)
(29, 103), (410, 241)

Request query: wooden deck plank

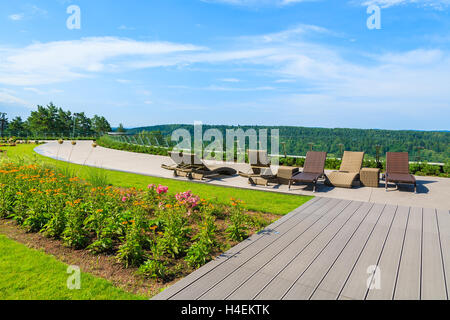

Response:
(393, 207), (422, 300)
(153, 197), (324, 300)
(199, 200), (355, 300)
(436, 209), (450, 300)
(170, 197), (340, 299)
(365, 206), (410, 300)
(421, 208), (447, 300)
(255, 202), (376, 300)
(311, 204), (397, 300)
(154, 197), (449, 301)
(282, 203), (386, 300)
(200, 199), (353, 300)
(336, 204), (397, 300)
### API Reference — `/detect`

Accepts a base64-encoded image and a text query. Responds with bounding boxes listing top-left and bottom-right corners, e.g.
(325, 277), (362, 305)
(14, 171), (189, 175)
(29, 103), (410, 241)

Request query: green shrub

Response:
(185, 208), (216, 268)
(227, 199), (248, 242)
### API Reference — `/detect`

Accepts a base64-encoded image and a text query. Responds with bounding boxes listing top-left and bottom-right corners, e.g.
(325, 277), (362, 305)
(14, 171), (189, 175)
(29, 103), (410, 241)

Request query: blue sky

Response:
(1, 0), (449, 130)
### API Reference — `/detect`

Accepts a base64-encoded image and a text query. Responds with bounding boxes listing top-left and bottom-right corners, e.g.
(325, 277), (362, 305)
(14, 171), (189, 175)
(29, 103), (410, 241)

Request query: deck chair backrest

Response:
(247, 149), (270, 167)
(386, 152), (410, 174)
(170, 151), (203, 165)
(339, 151), (365, 173)
(169, 151), (184, 165)
(303, 151), (327, 174)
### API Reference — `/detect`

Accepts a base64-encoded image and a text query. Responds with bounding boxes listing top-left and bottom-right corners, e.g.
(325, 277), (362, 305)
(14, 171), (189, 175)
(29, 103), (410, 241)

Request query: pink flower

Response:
(175, 190), (200, 210)
(156, 185), (168, 194)
(148, 184), (155, 189)
(121, 196), (127, 202)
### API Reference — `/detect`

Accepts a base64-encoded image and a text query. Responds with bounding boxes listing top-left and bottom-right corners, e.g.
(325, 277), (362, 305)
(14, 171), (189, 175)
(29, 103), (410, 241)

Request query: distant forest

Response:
(128, 124), (450, 163)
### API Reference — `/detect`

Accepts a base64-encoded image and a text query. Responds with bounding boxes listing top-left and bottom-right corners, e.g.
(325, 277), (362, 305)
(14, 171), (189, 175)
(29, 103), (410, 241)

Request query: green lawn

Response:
(2, 143), (312, 215)
(0, 234), (143, 300)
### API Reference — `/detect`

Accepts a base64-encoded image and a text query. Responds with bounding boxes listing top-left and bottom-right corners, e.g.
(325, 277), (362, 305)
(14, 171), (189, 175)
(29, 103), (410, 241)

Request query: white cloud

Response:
(201, 0), (314, 7)
(0, 37), (203, 85)
(360, 0), (450, 9)
(118, 25), (135, 31)
(23, 87), (63, 95)
(9, 14), (24, 21)
(205, 85), (275, 91)
(116, 79), (132, 84)
(220, 78), (241, 82)
(0, 89), (28, 105)
(275, 79), (296, 83)
(7, 5), (47, 21)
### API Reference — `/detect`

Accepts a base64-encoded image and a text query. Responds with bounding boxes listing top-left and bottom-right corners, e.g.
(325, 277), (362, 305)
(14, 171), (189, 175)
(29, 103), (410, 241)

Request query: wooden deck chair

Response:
(385, 152), (416, 193)
(238, 149), (277, 186)
(162, 151), (236, 180)
(326, 151), (365, 188)
(289, 151), (327, 192)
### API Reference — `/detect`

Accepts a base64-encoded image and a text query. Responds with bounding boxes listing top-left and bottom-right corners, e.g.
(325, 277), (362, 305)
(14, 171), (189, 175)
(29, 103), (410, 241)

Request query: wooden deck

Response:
(153, 197), (450, 300)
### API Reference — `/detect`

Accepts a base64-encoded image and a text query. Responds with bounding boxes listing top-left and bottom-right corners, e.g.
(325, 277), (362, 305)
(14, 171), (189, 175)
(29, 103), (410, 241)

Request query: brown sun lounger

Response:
(326, 151), (365, 188)
(385, 152), (416, 193)
(238, 150), (277, 186)
(289, 151), (327, 192)
(162, 151), (236, 180)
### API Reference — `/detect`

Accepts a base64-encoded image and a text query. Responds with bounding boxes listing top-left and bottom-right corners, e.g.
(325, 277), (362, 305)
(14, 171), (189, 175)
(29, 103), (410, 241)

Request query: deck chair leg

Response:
(313, 181), (316, 193)
(288, 179), (292, 190)
(414, 183), (417, 194)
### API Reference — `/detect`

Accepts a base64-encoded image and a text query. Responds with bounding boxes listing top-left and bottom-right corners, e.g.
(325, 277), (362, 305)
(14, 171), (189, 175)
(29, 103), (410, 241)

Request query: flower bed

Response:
(0, 161), (276, 282)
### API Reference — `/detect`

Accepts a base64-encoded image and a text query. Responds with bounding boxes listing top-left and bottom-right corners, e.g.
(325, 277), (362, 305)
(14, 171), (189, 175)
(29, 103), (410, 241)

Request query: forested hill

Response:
(128, 125), (450, 163)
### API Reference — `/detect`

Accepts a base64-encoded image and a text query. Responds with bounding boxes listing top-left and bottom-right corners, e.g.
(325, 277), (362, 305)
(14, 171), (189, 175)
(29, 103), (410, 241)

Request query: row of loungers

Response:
(237, 149), (416, 193)
(161, 150), (417, 193)
(290, 151), (416, 193)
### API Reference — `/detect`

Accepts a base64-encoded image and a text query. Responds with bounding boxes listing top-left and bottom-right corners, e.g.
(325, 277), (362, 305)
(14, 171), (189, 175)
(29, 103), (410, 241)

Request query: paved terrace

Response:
(35, 141), (450, 210)
(34, 141), (450, 300)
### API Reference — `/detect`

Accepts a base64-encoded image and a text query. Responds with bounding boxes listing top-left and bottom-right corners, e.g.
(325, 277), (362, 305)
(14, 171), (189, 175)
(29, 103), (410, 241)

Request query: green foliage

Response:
(62, 203), (90, 249)
(0, 148), (303, 283)
(85, 167), (110, 188)
(185, 208), (217, 268)
(139, 259), (168, 280)
(116, 221), (146, 268)
(444, 161), (450, 174)
(157, 207), (190, 258)
(2, 103), (112, 138)
(97, 135), (169, 156)
(226, 199), (248, 242)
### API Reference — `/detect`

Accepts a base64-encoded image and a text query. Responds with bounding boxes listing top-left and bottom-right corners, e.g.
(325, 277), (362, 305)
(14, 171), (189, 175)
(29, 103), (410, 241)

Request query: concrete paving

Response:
(35, 141), (450, 210)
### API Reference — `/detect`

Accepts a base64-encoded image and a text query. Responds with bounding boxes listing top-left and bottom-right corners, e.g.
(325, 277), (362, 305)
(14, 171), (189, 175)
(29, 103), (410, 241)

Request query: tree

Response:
(27, 104), (57, 135)
(0, 112), (8, 137)
(91, 115), (112, 135)
(117, 123), (126, 133)
(7, 116), (28, 135)
(72, 112), (92, 136)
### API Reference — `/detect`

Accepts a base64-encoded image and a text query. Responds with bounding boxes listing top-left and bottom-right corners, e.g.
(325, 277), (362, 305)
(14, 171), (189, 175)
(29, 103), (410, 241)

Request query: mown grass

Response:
(2, 144), (312, 215)
(0, 234), (144, 300)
